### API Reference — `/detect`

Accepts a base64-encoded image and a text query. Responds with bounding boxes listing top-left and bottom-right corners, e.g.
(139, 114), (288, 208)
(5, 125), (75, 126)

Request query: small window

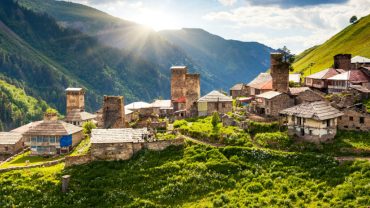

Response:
(344, 125), (348, 128)
(349, 116), (353, 121)
(339, 116), (342, 120)
(5, 146), (9, 151)
(356, 127), (360, 130)
(360, 117), (365, 124)
(309, 130), (313, 135)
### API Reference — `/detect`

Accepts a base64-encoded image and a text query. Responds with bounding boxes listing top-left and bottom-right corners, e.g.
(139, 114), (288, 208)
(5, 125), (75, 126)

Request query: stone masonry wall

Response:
(334, 54), (351, 71)
(144, 138), (184, 151)
(65, 155), (92, 168)
(337, 109), (370, 131)
(296, 90), (324, 104)
(102, 96), (125, 128)
(185, 74), (201, 110)
(268, 94), (294, 117)
(171, 67), (187, 102)
(206, 101), (233, 116)
(271, 53), (289, 93)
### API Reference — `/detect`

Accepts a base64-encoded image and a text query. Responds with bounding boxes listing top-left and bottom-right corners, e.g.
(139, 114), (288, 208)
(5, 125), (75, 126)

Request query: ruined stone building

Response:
(101, 96), (126, 129)
(0, 132), (24, 159)
(229, 83), (248, 99)
(288, 87), (324, 105)
(171, 66), (200, 116)
(271, 53), (290, 93)
(197, 91), (233, 116)
(253, 91), (294, 117)
(64, 88), (96, 126)
(280, 101), (343, 143)
(337, 106), (370, 131)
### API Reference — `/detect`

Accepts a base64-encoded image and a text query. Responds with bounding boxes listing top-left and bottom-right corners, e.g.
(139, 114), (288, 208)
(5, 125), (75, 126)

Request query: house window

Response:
(326, 119), (331, 127)
(344, 125), (348, 128)
(309, 130), (313, 135)
(222, 103), (226, 108)
(360, 117), (365, 124)
(5, 146), (9, 151)
(291, 116), (295, 122)
(339, 116), (342, 120)
(349, 116), (353, 121)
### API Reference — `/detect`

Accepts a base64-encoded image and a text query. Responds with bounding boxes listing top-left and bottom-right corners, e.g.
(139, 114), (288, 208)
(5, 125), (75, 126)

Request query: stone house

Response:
(337, 107), (370, 131)
(229, 83), (248, 99)
(197, 91), (233, 116)
(171, 66), (200, 116)
(305, 68), (345, 91)
(150, 100), (173, 117)
(288, 87), (325, 105)
(247, 73), (272, 96)
(280, 101), (343, 143)
(253, 91), (294, 117)
(22, 112), (83, 155)
(327, 69), (370, 94)
(351, 56), (370, 70)
(64, 88), (96, 126)
(0, 132), (24, 158)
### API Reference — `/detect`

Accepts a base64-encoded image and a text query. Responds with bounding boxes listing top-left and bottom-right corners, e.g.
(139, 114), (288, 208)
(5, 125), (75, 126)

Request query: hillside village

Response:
(0, 52), (369, 167)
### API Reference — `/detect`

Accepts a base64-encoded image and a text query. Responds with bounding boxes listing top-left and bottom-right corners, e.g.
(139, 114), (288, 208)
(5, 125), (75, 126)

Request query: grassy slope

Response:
(1, 144), (370, 207)
(0, 78), (50, 131)
(293, 14), (370, 76)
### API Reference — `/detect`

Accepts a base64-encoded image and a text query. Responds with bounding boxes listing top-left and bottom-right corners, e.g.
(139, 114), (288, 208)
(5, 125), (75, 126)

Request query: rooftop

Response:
(65, 88), (83, 92)
(198, 91), (233, 102)
(248, 73), (301, 89)
(289, 74), (301, 83)
(125, 102), (151, 110)
(306, 68), (345, 79)
(327, 69), (370, 83)
(230, 83), (244, 91)
(351, 56), (370, 63)
(23, 120), (83, 136)
(288, 87), (310, 96)
(171, 66), (187, 70)
(256, 91), (282, 99)
(280, 101), (343, 121)
(65, 110), (96, 122)
(0, 132), (23, 145)
(91, 128), (149, 144)
(10, 121), (43, 134)
(151, 100), (172, 109)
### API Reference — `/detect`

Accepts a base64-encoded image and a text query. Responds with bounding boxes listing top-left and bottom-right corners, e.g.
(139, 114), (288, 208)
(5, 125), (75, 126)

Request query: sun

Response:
(135, 10), (180, 31)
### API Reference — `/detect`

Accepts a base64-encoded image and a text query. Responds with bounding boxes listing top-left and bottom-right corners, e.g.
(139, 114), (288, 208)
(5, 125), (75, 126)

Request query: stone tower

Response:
(102, 96), (125, 129)
(270, 53), (289, 93)
(334, 54), (351, 71)
(66, 88), (85, 114)
(170, 66), (200, 112)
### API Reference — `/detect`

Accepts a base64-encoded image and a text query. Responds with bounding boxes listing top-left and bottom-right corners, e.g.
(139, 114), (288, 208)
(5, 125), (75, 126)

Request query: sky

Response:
(68, 0), (370, 53)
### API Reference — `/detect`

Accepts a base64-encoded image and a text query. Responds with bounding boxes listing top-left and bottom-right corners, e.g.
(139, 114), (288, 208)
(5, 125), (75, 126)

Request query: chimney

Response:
(334, 54), (351, 71)
(44, 111), (58, 121)
(270, 53), (289, 93)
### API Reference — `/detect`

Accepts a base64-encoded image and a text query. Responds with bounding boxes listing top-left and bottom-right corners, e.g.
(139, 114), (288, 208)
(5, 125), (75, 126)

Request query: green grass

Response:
(1, 144), (370, 207)
(0, 151), (63, 168)
(293, 14), (370, 76)
(70, 137), (91, 156)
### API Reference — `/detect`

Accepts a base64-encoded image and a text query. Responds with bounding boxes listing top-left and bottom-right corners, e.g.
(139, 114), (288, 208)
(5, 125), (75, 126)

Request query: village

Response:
(0, 52), (370, 168)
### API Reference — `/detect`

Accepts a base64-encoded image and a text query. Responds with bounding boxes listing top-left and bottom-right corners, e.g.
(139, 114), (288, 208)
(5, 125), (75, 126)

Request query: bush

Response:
(248, 121), (280, 134)
(173, 120), (188, 128)
(247, 182), (264, 193)
(82, 121), (96, 136)
(255, 132), (291, 149)
(211, 112), (220, 128)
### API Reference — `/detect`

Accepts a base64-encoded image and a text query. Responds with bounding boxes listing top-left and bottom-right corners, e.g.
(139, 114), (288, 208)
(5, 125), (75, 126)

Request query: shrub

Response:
(82, 121), (96, 136)
(248, 121), (280, 134)
(173, 120), (188, 128)
(211, 112), (220, 129)
(247, 182), (264, 193)
(255, 132), (291, 149)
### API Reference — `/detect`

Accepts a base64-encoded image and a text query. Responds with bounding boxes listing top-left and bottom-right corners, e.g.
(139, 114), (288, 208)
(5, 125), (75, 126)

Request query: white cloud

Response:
(218, 0), (237, 6)
(205, 0), (370, 53)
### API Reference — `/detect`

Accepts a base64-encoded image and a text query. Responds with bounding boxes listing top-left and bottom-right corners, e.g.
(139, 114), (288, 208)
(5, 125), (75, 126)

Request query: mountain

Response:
(18, 0), (273, 91)
(0, 0), (168, 115)
(160, 28), (273, 87)
(293, 14), (370, 76)
(0, 77), (50, 131)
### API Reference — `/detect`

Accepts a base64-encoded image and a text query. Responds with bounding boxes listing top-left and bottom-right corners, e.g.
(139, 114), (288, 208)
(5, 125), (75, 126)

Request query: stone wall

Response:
(267, 94), (294, 117)
(337, 108), (370, 131)
(144, 138), (184, 151)
(334, 54), (351, 71)
(102, 96), (125, 128)
(185, 74), (201, 110)
(66, 89), (85, 114)
(270, 53), (289, 93)
(296, 90), (324, 104)
(206, 101), (233, 116)
(65, 155), (92, 168)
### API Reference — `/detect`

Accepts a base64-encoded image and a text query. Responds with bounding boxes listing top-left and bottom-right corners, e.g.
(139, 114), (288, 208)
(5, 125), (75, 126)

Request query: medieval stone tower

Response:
(270, 53), (289, 93)
(102, 96), (125, 129)
(170, 66), (200, 112)
(334, 54), (351, 71)
(66, 88), (85, 114)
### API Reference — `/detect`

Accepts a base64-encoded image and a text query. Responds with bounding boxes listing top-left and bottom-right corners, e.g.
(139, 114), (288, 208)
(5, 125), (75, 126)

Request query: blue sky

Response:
(70, 0), (370, 53)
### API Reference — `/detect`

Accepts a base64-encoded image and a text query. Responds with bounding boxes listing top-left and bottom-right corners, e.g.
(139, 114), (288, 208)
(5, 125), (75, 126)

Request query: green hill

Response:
(0, 77), (50, 131)
(293, 14), (370, 76)
(1, 144), (370, 207)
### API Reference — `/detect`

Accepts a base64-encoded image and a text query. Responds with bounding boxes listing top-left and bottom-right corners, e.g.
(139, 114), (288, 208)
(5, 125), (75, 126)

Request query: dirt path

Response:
(334, 156), (370, 162)
(182, 135), (225, 147)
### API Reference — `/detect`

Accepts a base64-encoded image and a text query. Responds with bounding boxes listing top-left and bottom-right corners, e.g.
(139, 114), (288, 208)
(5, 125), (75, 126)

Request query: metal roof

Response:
(280, 101), (343, 120)
(256, 91), (282, 99)
(125, 102), (151, 110)
(247, 73), (272, 88)
(65, 88), (83, 92)
(0, 132), (23, 145)
(306, 68), (344, 79)
(327, 70), (370, 83)
(151, 100), (173, 109)
(198, 91), (233, 102)
(91, 128), (149, 144)
(171, 66), (187, 69)
(351, 56), (370, 63)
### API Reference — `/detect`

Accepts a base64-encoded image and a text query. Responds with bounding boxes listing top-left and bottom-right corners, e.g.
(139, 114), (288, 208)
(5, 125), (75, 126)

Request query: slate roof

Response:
(230, 83), (244, 91)
(91, 128), (149, 144)
(171, 66), (187, 70)
(288, 87), (310, 96)
(0, 132), (23, 145)
(306, 68), (345, 79)
(351, 56), (370, 63)
(350, 85), (370, 93)
(65, 109), (96, 122)
(327, 70), (370, 83)
(198, 91), (233, 102)
(23, 120), (83, 136)
(10, 121), (43, 134)
(125, 102), (151, 110)
(65, 88), (83, 92)
(151, 100), (173, 109)
(256, 91), (282, 99)
(280, 101), (343, 121)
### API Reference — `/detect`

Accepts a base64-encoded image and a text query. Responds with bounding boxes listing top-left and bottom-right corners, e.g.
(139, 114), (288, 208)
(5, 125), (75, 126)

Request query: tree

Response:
(82, 121), (96, 136)
(350, 16), (357, 24)
(278, 46), (295, 71)
(211, 112), (220, 129)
